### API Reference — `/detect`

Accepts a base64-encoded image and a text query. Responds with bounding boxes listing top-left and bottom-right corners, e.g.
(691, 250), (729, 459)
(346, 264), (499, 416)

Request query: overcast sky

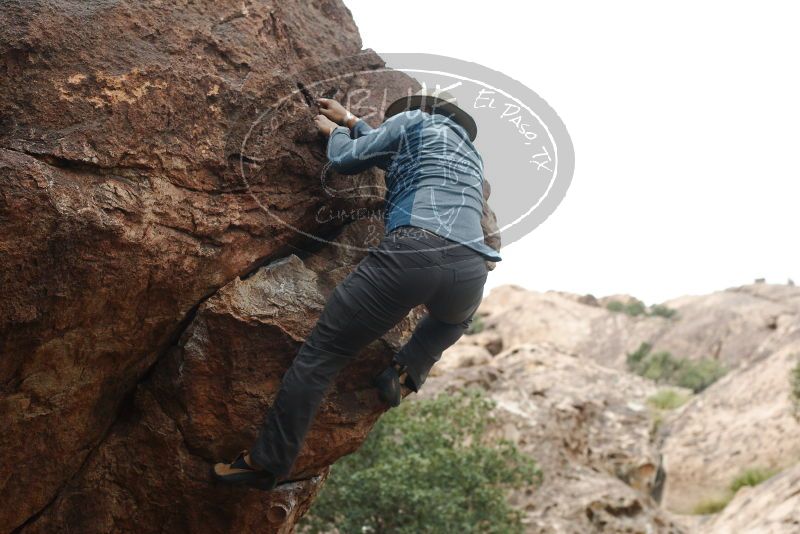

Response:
(343, 0), (800, 304)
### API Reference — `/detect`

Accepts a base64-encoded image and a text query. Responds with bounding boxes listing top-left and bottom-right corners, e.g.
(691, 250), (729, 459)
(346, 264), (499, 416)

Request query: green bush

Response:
(649, 304), (677, 318)
(606, 299), (646, 316)
(301, 388), (541, 534)
(606, 300), (677, 319)
(627, 342), (653, 368)
(624, 299), (647, 317)
(606, 300), (626, 313)
(626, 343), (726, 393)
(647, 389), (691, 410)
(674, 358), (728, 393)
(466, 314), (485, 336)
(692, 466), (778, 515)
(692, 497), (731, 515)
(729, 467), (776, 493)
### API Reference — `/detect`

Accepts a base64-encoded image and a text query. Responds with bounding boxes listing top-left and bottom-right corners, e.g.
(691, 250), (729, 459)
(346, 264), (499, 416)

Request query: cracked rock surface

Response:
(20, 220), (423, 533)
(0, 1), (436, 531)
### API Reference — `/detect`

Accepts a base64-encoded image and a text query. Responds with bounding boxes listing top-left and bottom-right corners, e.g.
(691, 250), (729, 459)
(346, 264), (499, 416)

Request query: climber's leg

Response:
(393, 313), (474, 392)
(248, 288), (377, 478)
(248, 233), (441, 478)
(394, 241), (489, 392)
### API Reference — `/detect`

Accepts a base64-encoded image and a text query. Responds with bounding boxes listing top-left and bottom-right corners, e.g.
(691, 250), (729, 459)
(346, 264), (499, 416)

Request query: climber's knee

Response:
(288, 340), (352, 391)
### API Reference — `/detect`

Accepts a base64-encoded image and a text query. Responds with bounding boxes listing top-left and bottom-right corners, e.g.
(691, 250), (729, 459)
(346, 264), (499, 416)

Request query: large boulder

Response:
(0, 1), (426, 531)
(466, 283), (800, 528)
(20, 220), (423, 533)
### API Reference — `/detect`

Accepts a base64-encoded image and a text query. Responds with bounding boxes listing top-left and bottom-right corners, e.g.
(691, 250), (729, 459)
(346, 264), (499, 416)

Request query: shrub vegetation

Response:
(729, 468), (777, 493)
(606, 299), (677, 319)
(647, 389), (691, 410)
(692, 466), (778, 515)
(692, 497), (731, 515)
(301, 388), (541, 534)
(465, 314), (485, 336)
(627, 343), (726, 393)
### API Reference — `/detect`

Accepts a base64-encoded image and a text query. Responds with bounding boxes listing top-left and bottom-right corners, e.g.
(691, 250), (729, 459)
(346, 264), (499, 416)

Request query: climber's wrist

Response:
(344, 111), (359, 129)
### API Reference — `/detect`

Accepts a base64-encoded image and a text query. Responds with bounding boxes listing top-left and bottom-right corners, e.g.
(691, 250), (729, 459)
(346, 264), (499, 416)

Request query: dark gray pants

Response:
(250, 226), (489, 477)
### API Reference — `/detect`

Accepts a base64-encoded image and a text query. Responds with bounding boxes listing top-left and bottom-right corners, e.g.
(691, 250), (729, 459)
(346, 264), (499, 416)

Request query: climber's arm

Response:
(316, 97), (373, 139)
(325, 114), (406, 175)
(350, 118), (374, 138)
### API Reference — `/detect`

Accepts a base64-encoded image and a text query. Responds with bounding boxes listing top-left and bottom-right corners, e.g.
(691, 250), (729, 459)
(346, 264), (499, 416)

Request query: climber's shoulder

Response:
(386, 109), (426, 127)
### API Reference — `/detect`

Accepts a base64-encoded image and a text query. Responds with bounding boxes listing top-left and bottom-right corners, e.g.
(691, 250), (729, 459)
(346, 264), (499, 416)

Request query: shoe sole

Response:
(210, 465), (278, 491)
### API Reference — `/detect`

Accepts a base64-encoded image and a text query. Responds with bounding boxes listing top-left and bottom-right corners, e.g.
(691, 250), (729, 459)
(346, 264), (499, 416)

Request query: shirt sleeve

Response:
(351, 119), (374, 138)
(326, 114), (407, 175)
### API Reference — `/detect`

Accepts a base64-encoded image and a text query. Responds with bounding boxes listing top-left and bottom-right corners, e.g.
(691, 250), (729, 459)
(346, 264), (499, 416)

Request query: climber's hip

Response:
(381, 225), (485, 268)
(330, 226), (488, 331)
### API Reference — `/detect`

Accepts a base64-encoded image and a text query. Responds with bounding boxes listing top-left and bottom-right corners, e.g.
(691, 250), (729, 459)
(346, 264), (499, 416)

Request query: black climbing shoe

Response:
(211, 450), (278, 491)
(373, 361), (413, 408)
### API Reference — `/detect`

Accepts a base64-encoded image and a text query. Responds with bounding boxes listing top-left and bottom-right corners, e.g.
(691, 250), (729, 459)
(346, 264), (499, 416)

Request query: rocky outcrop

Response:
(428, 282), (800, 531)
(703, 462), (800, 534)
(473, 286), (668, 369)
(474, 284), (800, 370)
(654, 284), (800, 368)
(660, 323), (800, 513)
(422, 343), (685, 533)
(20, 220), (424, 533)
(2, 2), (795, 532)
(0, 1), (439, 531)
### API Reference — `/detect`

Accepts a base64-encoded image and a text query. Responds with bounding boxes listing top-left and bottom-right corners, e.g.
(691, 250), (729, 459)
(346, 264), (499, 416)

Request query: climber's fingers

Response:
(316, 98), (346, 122)
(318, 106), (336, 121)
(314, 114), (336, 136)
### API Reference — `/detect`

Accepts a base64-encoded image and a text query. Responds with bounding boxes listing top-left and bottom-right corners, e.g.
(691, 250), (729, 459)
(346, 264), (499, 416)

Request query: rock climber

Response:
(212, 88), (501, 490)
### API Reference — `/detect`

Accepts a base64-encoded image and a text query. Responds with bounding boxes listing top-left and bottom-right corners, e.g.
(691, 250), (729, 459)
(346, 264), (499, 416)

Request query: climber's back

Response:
(327, 108), (500, 261)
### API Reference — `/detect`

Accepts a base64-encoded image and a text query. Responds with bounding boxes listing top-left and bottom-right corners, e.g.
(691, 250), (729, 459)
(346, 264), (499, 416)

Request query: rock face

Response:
(654, 284), (800, 368)
(660, 322), (800, 513)
(3, 2), (796, 532)
(433, 282), (800, 532)
(21, 220), (424, 533)
(475, 284), (800, 370)
(422, 344), (684, 533)
(0, 1), (457, 531)
(704, 462), (800, 534)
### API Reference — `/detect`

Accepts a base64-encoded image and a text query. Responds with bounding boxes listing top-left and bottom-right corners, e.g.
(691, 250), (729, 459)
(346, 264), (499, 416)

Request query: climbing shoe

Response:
(211, 450), (278, 491)
(373, 361), (413, 408)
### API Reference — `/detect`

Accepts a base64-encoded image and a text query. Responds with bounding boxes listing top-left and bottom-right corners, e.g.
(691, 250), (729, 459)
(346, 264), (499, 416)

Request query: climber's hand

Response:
(316, 98), (348, 124)
(314, 114), (338, 136)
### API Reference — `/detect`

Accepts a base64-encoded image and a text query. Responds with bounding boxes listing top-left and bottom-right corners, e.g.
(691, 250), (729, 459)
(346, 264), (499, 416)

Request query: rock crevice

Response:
(0, 1), (439, 531)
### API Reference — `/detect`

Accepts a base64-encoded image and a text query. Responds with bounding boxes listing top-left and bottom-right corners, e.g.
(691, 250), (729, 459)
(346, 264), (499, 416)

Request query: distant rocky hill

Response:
(425, 282), (800, 533)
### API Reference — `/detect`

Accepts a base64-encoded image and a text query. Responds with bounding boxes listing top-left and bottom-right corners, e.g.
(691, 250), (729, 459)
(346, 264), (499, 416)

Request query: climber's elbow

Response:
(327, 136), (363, 174)
(328, 156), (366, 175)
(326, 127), (393, 174)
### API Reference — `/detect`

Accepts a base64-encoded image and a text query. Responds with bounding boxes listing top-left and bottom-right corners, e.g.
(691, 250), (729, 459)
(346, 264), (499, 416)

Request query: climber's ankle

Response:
(244, 452), (267, 472)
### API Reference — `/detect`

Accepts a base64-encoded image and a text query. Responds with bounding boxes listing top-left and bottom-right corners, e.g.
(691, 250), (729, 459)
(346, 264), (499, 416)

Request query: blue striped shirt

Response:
(326, 109), (501, 262)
